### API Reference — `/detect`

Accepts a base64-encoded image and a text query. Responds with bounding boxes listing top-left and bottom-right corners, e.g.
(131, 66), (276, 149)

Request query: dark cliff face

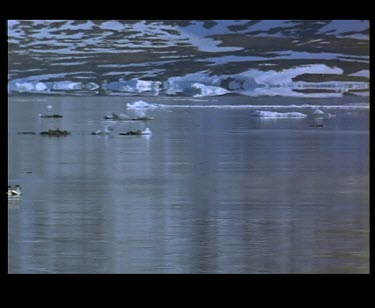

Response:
(7, 20), (369, 97)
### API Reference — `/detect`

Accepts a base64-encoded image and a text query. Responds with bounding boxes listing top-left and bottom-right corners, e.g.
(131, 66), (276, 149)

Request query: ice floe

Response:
(251, 110), (308, 118)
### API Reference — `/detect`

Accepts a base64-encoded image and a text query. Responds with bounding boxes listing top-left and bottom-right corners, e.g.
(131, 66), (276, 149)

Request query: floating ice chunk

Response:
(51, 81), (82, 90)
(311, 108), (325, 118)
(127, 100), (161, 109)
(251, 110), (307, 118)
(8, 79), (99, 94)
(311, 108), (337, 119)
(312, 108), (324, 115)
(118, 113), (130, 120)
(133, 109), (146, 118)
(102, 80), (161, 95)
(349, 70), (370, 78)
(191, 83), (229, 97)
(104, 112), (119, 120)
(135, 80), (162, 95)
(127, 100), (149, 109)
(84, 82), (99, 90)
(141, 128), (152, 135)
(327, 113), (336, 119)
(35, 82), (47, 91)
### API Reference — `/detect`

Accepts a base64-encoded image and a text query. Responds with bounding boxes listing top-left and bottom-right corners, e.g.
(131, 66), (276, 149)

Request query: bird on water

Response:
(7, 185), (22, 196)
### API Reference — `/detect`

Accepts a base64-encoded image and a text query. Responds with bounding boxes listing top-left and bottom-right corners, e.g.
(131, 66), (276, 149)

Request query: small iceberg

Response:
(104, 112), (119, 120)
(127, 100), (160, 109)
(191, 83), (230, 97)
(141, 127), (152, 135)
(312, 108), (324, 115)
(310, 108), (336, 119)
(104, 111), (153, 121)
(311, 108), (325, 118)
(118, 113), (130, 120)
(251, 110), (307, 118)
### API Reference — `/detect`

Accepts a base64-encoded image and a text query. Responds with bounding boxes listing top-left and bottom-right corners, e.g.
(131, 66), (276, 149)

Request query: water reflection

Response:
(8, 96), (369, 273)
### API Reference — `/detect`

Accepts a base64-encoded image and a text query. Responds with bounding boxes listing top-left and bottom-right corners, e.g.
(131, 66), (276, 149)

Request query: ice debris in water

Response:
(191, 83), (229, 97)
(118, 113), (130, 120)
(311, 108), (336, 118)
(104, 112), (119, 120)
(92, 125), (114, 135)
(141, 127), (152, 135)
(312, 108), (324, 115)
(126, 100), (160, 109)
(251, 110), (307, 118)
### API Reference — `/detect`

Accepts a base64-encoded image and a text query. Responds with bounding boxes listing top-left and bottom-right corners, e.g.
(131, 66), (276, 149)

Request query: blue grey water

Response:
(8, 96), (369, 273)
(7, 20), (369, 273)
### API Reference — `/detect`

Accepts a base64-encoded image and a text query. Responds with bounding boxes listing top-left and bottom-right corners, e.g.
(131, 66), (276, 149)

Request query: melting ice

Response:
(7, 20), (369, 98)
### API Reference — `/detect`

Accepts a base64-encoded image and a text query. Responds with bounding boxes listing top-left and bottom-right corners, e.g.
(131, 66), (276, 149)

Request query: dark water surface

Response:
(8, 95), (369, 273)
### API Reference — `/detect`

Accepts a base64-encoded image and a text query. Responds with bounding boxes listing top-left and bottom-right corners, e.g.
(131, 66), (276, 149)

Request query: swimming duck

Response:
(13, 185), (22, 195)
(119, 128), (152, 136)
(7, 185), (22, 196)
(39, 113), (63, 118)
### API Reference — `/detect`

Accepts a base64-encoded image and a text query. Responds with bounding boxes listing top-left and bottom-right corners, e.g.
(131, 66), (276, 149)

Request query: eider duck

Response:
(7, 185), (22, 196)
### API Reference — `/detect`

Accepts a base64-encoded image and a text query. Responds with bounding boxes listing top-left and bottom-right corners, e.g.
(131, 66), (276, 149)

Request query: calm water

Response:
(8, 95), (369, 273)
